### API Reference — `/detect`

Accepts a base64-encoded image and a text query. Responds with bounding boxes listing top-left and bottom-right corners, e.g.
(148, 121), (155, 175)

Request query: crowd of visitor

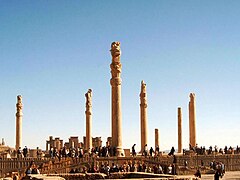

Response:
(10, 143), (236, 180)
(16, 146), (29, 158)
(187, 144), (240, 155)
(210, 161), (225, 179)
(68, 161), (171, 175)
(12, 143), (240, 160)
(48, 145), (122, 161)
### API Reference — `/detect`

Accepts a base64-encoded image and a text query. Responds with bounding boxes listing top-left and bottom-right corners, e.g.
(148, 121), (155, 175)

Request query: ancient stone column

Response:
(140, 81), (148, 152)
(85, 89), (92, 152)
(110, 42), (124, 156)
(178, 107), (182, 153)
(15, 95), (23, 150)
(189, 93), (196, 148)
(155, 129), (159, 149)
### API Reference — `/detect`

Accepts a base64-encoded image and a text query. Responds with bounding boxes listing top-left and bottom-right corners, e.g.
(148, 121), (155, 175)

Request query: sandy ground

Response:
(178, 171), (240, 180)
(201, 171), (240, 180)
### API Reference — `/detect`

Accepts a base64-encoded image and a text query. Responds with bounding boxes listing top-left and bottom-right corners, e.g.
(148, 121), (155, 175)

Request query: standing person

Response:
(13, 173), (19, 180)
(144, 144), (148, 157)
(220, 162), (225, 177)
(167, 164), (172, 174)
(171, 164), (176, 175)
(132, 144), (136, 156)
(25, 164), (33, 175)
(184, 160), (188, 169)
(36, 147), (41, 158)
(194, 169), (201, 178)
(49, 147), (54, 158)
(23, 146), (28, 158)
(31, 165), (40, 174)
(149, 147), (154, 156)
(17, 147), (22, 158)
(168, 147), (175, 156)
(158, 164), (163, 174)
(214, 170), (221, 180)
(155, 145), (160, 156)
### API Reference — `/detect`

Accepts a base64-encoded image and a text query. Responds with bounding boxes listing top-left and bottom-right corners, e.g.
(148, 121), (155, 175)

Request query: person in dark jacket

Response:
(194, 169), (201, 178)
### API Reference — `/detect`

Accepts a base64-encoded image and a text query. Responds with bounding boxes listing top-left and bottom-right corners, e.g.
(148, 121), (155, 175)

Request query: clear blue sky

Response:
(0, 1), (240, 151)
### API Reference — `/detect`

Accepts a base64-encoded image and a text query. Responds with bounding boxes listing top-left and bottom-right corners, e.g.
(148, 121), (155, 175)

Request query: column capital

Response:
(110, 42), (122, 79)
(140, 80), (147, 96)
(140, 80), (147, 106)
(189, 93), (196, 101)
(85, 89), (92, 109)
(16, 95), (23, 113)
(110, 42), (121, 62)
(110, 77), (122, 86)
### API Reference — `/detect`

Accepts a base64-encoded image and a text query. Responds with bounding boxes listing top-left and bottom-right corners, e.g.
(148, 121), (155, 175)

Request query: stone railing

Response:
(0, 157), (49, 178)
(2, 154), (240, 178)
(176, 154), (240, 170)
(38, 156), (96, 175)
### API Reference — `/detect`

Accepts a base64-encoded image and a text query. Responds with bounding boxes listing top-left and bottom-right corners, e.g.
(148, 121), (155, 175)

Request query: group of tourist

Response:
(49, 146), (84, 160)
(89, 145), (118, 157)
(193, 160), (225, 179)
(10, 143), (234, 180)
(25, 162), (40, 175)
(16, 146), (29, 158)
(132, 144), (162, 157)
(188, 144), (240, 155)
(210, 161), (225, 179)
(69, 161), (170, 175)
(48, 145), (121, 161)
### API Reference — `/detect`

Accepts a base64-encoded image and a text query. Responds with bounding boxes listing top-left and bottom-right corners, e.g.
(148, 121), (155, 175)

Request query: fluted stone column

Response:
(155, 129), (159, 149)
(85, 89), (92, 152)
(189, 93), (196, 148)
(15, 95), (23, 150)
(140, 81), (148, 152)
(110, 42), (124, 156)
(178, 107), (182, 153)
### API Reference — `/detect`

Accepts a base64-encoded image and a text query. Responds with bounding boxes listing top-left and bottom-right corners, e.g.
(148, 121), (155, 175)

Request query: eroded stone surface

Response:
(140, 80), (148, 152)
(110, 42), (124, 157)
(16, 95), (23, 150)
(178, 107), (182, 153)
(85, 89), (93, 152)
(189, 93), (196, 148)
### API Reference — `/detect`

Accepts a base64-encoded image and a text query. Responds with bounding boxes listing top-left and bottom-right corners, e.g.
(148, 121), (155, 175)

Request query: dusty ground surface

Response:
(178, 171), (240, 180)
(201, 171), (240, 180)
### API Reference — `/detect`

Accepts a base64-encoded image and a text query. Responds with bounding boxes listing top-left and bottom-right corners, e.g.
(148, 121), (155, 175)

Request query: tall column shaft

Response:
(140, 81), (148, 152)
(15, 95), (23, 150)
(110, 42), (124, 156)
(155, 129), (159, 149)
(189, 93), (196, 148)
(85, 89), (92, 152)
(178, 107), (182, 153)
